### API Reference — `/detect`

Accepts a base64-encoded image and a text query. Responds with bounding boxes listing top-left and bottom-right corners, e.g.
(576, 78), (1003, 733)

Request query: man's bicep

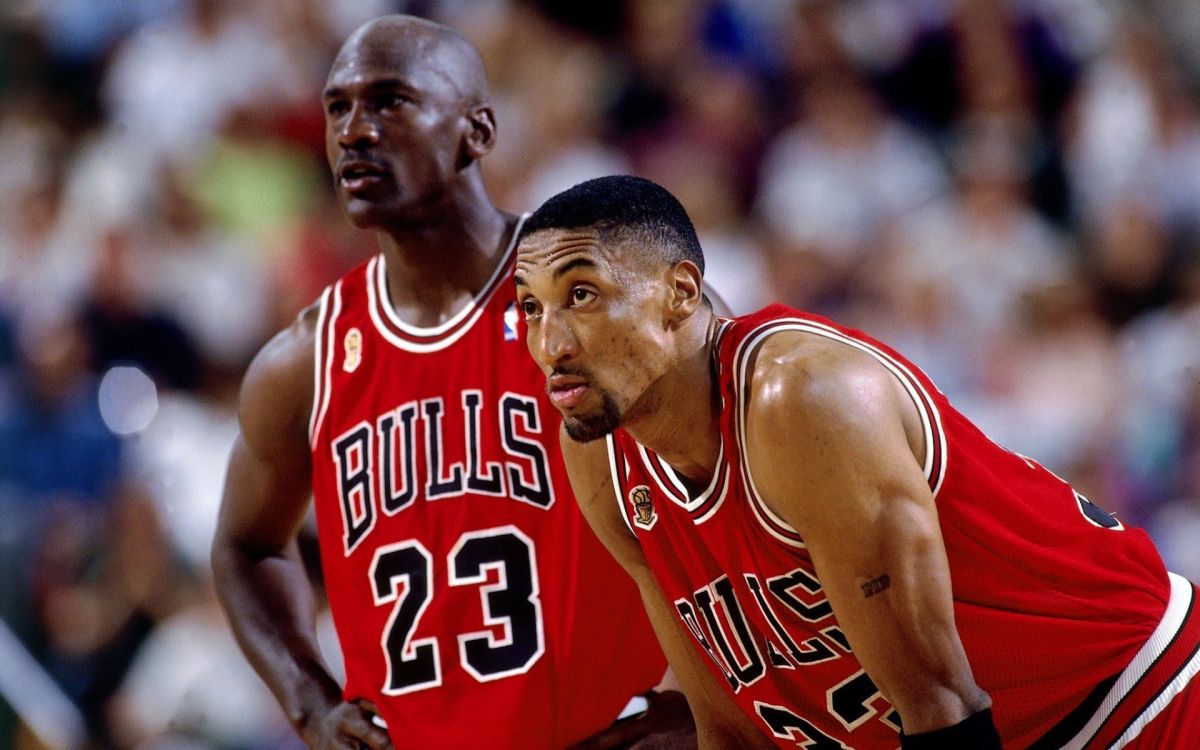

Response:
(217, 433), (312, 554)
(216, 320), (316, 556)
(744, 343), (987, 731)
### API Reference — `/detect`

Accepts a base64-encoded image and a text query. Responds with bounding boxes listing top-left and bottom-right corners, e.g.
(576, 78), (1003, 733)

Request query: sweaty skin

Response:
(516, 226), (991, 746)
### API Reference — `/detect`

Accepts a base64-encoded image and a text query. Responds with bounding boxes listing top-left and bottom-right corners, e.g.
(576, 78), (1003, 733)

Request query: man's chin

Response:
(342, 202), (388, 229)
(563, 413), (619, 443)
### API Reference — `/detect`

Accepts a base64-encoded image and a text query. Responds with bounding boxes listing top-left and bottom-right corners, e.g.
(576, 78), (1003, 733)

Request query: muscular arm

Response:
(743, 334), (991, 736)
(560, 429), (773, 750)
(211, 309), (390, 750)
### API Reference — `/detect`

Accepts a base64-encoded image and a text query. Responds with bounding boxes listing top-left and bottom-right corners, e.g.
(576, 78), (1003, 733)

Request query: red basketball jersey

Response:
(607, 304), (1200, 750)
(308, 235), (665, 748)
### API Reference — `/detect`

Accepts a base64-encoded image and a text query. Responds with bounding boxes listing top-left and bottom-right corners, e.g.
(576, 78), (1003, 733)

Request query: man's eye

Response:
(375, 94), (409, 110)
(326, 100), (349, 116)
(571, 288), (595, 305)
(521, 300), (540, 319)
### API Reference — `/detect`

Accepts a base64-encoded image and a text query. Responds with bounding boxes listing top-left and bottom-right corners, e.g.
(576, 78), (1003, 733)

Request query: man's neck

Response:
(375, 180), (514, 328)
(623, 313), (723, 485)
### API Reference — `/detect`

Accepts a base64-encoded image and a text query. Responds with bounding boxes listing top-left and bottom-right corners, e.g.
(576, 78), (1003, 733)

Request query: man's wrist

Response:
(899, 707), (1002, 750)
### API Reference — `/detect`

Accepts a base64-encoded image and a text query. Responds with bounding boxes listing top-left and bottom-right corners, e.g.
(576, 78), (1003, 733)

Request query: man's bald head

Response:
(328, 14), (489, 108)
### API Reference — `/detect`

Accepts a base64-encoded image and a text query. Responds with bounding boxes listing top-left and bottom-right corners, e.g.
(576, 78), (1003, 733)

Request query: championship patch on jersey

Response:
(503, 301), (519, 341)
(343, 327), (362, 373)
(629, 484), (657, 530)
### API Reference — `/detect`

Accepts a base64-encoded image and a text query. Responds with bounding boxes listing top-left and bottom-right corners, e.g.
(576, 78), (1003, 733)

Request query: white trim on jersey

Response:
(607, 434), (638, 538)
(635, 441), (728, 512)
(731, 317), (949, 548)
(1110, 641), (1200, 749)
(310, 283), (343, 447)
(308, 286), (331, 446)
(365, 214), (527, 353)
(1060, 572), (1197, 750)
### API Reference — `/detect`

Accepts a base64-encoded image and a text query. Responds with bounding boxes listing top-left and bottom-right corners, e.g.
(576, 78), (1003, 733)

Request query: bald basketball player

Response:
(212, 19), (688, 749)
(514, 175), (1200, 750)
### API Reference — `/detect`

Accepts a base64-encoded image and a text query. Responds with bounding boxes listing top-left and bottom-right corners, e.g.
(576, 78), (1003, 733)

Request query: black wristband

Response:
(899, 707), (1002, 750)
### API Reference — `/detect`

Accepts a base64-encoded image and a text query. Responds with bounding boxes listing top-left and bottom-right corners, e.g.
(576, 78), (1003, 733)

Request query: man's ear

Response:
(462, 104), (497, 164)
(666, 260), (704, 325)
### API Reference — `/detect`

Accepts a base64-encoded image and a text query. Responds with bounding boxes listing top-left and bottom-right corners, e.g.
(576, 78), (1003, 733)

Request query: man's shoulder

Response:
(237, 302), (322, 455)
(741, 325), (901, 435)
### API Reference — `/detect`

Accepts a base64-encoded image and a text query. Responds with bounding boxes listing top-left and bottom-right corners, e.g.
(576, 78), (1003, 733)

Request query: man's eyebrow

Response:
(514, 274), (527, 288)
(553, 257), (597, 280)
(323, 78), (415, 100)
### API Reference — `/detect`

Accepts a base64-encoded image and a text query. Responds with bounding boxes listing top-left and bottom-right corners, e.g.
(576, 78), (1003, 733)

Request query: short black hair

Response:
(518, 175), (705, 275)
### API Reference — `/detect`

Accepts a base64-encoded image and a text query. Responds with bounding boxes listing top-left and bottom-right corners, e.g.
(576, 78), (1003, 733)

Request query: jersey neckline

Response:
(366, 214), (527, 353)
(633, 436), (731, 523)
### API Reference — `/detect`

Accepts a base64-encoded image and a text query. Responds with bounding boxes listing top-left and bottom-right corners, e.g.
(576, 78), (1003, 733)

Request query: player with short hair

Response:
(514, 174), (1200, 749)
(211, 20), (684, 749)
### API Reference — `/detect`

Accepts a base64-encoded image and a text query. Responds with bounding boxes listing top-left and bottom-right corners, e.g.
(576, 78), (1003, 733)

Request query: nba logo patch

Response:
(629, 485), (657, 530)
(503, 301), (519, 341)
(343, 328), (362, 372)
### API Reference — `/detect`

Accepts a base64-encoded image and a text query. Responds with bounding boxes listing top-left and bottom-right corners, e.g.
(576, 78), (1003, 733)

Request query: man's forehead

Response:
(326, 27), (465, 93)
(517, 228), (621, 268)
(326, 44), (422, 89)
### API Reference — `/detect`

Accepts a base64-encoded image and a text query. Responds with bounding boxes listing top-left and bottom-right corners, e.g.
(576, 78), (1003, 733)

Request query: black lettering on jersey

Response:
(422, 398), (464, 499)
(696, 578), (766, 688)
(825, 672), (892, 729)
(675, 598), (740, 691)
(821, 626), (851, 653)
(449, 527), (544, 680)
(378, 402), (418, 514)
(500, 393), (553, 509)
(765, 639), (791, 668)
(1075, 491), (1124, 530)
(462, 391), (504, 496)
(769, 568), (833, 622)
(332, 422), (376, 555)
(746, 573), (837, 667)
(754, 702), (850, 750)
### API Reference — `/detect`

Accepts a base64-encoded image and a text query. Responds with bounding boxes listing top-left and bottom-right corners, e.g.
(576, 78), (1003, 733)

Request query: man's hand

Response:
(300, 699), (394, 750)
(568, 690), (697, 750)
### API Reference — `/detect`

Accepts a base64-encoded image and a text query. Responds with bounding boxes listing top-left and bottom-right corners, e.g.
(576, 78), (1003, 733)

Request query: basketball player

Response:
(514, 175), (1200, 749)
(211, 20), (686, 749)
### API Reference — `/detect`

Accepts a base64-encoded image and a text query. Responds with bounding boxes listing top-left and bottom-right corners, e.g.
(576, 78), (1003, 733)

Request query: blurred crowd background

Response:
(1, 0), (1199, 748)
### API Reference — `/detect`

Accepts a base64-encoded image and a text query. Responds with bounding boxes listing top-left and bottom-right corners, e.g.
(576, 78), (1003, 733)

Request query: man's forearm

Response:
(212, 540), (342, 733)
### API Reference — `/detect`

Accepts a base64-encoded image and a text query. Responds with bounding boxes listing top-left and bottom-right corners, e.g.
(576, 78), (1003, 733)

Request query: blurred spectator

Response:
(0, 311), (121, 510)
(756, 67), (947, 312)
(102, 0), (313, 160)
(880, 118), (1070, 357)
(29, 483), (189, 745)
(107, 578), (296, 750)
(78, 224), (203, 391)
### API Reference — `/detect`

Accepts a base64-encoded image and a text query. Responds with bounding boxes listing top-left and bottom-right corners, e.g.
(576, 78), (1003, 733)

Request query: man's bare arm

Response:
(560, 430), (773, 750)
(743, 333), (995, 739)
(211, 308), (391, 750)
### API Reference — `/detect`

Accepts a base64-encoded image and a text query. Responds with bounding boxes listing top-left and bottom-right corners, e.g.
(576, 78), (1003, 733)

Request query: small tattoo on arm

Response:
(861, 574), (891, 598)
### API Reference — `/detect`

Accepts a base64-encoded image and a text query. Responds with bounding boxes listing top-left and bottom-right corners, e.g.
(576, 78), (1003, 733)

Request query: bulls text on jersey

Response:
(677, 567), (903, 745)
(330, 390), (555, 555)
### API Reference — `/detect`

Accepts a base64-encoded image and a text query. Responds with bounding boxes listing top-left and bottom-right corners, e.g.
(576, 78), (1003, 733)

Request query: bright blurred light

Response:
(98, 365), (159, 435)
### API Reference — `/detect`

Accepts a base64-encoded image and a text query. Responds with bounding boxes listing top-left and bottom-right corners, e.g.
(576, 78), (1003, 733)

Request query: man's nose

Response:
(540, 310), (579, 365)
(337, 104), (379, 149)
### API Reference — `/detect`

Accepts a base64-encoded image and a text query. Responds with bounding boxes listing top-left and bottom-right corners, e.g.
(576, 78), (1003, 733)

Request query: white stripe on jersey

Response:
(1061, 572), (1196, 750)
(310, 282), (342, 446)
(364, 215), (527, 353)
(731, 318), (949, 547)
(607, 434), (638, 538)
(308, 286), (332, 446)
